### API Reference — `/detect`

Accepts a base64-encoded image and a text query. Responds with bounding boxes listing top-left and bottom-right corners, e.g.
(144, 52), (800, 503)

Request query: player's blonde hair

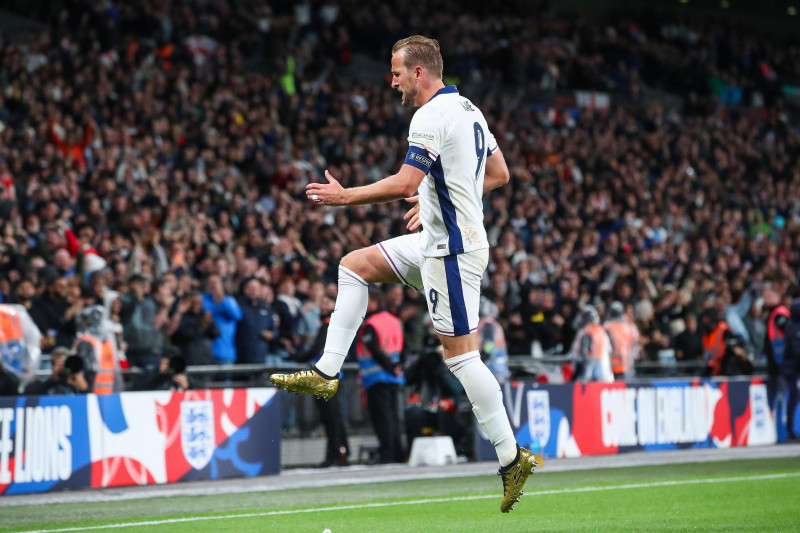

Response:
(392, 35), (443, 80)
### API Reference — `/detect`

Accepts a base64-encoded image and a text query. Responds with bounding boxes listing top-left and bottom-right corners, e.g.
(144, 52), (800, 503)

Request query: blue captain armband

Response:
(404, 145), (435, 173)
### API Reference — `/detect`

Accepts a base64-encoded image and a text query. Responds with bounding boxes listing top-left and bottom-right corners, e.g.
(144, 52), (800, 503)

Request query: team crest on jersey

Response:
(526, 390), (550, 447)
(180, 400), (215, 470)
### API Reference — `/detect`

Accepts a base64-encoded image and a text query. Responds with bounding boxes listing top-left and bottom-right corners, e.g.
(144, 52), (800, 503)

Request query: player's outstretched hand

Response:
(404, 196), (421, 231)
(307, 170), (348, 206)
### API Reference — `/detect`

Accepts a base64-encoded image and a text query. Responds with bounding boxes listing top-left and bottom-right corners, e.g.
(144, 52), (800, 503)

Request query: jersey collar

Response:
(428, 85), (459, 102)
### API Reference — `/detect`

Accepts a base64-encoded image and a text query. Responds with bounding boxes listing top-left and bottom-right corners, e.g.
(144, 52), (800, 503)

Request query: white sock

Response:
(446, 350), (518, 466)
(314, 266), (368, 377)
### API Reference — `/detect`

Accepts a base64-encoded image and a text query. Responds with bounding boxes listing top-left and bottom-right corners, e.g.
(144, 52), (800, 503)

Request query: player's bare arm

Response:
(403, 149), (510, 231)
(484, 149), (511, 190)
(306, 164), (425, 206)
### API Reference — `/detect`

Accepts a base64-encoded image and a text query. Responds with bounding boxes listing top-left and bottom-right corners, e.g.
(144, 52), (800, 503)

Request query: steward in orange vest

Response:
(570, 306), (614, 383)
(701, 308), (730, 377)
(357, 290), (405, 464)
(604, 301), (640, 380)
(74, 305), (122, 394)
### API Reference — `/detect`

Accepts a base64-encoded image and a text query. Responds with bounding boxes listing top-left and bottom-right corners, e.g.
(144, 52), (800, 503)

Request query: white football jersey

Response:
(404, 86), (498, 257)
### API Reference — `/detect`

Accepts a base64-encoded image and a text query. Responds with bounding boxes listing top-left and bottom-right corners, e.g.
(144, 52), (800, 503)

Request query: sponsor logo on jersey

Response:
(411, 132), (435, 141)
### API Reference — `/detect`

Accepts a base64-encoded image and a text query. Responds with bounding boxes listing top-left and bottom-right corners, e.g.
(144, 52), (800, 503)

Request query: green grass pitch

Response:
(2, 457), (798, 532)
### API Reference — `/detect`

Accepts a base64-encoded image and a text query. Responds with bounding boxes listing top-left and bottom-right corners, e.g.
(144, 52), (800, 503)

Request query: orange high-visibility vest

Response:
(703, 322), (729, 377)
(585, 324), (611, 360)
(0, 307), (23, 343)
(605, 320), (637, 374)
(0, 307), (25, 372)
(76, 334), (116, 395)
(356, 311), (404, 388)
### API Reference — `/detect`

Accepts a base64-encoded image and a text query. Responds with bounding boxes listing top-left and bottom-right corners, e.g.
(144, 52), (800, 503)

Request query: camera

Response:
(723, 331), (746, 349)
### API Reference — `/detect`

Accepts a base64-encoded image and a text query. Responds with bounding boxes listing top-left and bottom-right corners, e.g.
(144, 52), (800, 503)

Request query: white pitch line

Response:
(6, 445), (799, 507)
(13, 472), (800, 533)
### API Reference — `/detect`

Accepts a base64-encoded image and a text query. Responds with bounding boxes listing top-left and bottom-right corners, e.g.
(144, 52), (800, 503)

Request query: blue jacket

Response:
(235, 297), (277, 364)
(202, 293), (242, 362)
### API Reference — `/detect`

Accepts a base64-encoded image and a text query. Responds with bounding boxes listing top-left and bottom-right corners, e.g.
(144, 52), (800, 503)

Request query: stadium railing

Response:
(29, 356), (767, 383)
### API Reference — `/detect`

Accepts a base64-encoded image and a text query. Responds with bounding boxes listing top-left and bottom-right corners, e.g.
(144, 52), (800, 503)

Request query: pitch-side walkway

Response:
(2, 443), (798, 507)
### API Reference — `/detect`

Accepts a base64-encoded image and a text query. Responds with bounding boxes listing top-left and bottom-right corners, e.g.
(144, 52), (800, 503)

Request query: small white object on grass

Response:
(322, 529), (332, 533)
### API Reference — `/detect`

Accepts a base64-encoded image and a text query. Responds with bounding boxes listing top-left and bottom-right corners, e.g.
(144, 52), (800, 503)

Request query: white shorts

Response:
(377, 233), (489, 337)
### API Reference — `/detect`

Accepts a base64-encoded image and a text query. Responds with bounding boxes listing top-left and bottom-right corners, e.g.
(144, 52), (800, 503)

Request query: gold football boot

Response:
(269, 369), (339, 400)
(498, 445), (540, 513)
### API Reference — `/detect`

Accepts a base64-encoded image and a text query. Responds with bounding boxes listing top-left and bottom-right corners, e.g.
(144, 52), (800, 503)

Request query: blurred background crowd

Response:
(0, 0), (799, 403)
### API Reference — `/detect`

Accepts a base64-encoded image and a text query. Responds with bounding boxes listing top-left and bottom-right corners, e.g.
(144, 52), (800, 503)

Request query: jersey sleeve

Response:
(486, 127), (499, 157)
(404, 108), (444, 174)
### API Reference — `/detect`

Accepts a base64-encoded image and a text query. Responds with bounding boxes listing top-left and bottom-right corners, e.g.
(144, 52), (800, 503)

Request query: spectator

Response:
(478, 308), (510, 384)
(654, 285), (686, 339)
(511, 287), (564, 356)
(274, 277), (302, 356)
(120, 274), (162, 369)
(297, 281), (325, 352)
(262, 284), (283, 363)
(398, 287), (428, 358)
(13, 279), (36, 313)
(725, 284), (753, 352)
(29, 276), (80, 351)
(1, 0), (800, 389)
(636, 299), (667, 364)
(202, 274), (242, 365)
(357, 289), (405, 464)
(236, 278), (277, 365)
(743, 298), (767, 362)
(674, 314), (704, 362)
(171, 292), (220, 366)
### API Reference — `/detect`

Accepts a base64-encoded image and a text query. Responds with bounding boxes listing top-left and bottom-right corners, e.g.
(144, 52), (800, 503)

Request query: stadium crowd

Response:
(0, 0), (799, 398)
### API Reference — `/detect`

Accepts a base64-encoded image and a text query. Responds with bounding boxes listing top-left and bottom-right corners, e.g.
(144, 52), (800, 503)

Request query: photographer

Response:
(404, 334), (473, 459)
(24, 348), (90, 395)
(137, 349), (191, 391)
(24, 345), (70, 395)
(54, 355), (89, 395)
(717, 331), (754, 377)
(702, 309), (753, 377)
